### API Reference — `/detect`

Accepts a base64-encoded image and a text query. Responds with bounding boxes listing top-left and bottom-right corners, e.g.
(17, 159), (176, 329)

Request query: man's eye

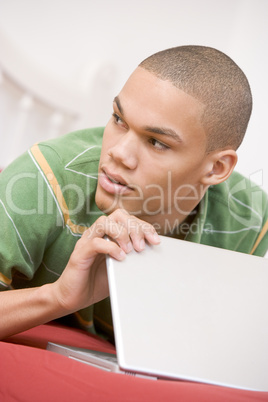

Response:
(150, 138), (169, 150)
(112, 113), (125, 126)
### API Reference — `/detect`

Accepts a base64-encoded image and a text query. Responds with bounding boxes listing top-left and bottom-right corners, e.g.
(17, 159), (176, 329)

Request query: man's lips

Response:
(98, 169), (134, 195)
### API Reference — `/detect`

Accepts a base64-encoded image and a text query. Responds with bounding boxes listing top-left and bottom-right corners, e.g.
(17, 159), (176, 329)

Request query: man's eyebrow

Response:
(144, 126), (182, 143)
(113, 96), (182, 143)
(113, 96), (124, 115)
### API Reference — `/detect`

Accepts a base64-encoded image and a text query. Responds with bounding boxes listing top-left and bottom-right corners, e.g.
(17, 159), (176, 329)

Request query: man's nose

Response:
(108, 132), (138, 169)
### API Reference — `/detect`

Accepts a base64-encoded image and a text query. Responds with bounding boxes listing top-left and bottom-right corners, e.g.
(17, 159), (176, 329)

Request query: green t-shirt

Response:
(1, 127), (268, 336)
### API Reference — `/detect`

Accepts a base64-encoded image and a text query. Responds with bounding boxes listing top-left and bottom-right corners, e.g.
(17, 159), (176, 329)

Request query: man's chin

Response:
(95, 188), (118, 215)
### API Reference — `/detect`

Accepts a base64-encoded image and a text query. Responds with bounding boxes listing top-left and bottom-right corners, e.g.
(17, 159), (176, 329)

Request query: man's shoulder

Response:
(199, 172), (268, 256)
(37, 127), (104, 164)
(207, 171), (268, 219)
(28, 127), (104, 182)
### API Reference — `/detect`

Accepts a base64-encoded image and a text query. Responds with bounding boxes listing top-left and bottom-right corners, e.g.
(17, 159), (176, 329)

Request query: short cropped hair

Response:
(139, 45), (252, 151)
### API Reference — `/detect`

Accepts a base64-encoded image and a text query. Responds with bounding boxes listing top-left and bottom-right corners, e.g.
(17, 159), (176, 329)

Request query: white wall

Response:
(0, 0), (267, 192)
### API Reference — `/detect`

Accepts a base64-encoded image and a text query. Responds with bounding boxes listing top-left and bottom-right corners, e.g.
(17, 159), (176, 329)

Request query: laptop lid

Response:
(106, 235), (268, 391)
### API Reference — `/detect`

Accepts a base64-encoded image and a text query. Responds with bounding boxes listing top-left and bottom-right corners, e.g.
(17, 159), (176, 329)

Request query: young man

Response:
(0, 45), (267, 340)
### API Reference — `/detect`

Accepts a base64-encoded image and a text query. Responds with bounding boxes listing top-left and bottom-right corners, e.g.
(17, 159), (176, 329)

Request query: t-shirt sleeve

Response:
(0, 149), (62, 290)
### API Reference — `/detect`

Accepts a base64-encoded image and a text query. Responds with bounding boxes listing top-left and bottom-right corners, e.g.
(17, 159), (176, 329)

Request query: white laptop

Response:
(47, 236), (268, 391)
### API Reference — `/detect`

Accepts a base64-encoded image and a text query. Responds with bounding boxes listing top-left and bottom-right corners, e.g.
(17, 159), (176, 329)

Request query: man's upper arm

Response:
(0, 150), (62, 290)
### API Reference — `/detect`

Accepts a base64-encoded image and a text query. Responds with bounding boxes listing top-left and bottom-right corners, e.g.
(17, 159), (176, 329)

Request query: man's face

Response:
(95, 67), (212, 233)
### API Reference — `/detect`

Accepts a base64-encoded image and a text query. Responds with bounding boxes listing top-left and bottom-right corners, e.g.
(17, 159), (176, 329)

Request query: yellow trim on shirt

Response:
(0, 272), (12, 286)
(74, 312), (94, 328)
(250, 219), (268, 255)
(30, 144), (87, 235)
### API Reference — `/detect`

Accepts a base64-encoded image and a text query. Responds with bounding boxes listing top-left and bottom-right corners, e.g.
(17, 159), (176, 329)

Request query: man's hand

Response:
(0, 209), (160, 340)
(51, 209), (161, 314)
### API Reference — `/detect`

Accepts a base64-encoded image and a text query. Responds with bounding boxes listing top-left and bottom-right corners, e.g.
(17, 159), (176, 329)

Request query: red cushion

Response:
(1, 322), (267, 402)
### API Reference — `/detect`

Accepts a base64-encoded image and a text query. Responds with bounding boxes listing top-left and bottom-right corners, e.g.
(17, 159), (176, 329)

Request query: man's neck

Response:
(140, 200), (202, 236)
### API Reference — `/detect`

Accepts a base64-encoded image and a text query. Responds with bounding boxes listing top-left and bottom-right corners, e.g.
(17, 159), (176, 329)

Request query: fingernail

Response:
(149, 232), (161, 243)
(139, 239), (145, 250)
(126, 242), (133, 253)
(153, 232), (161, 242)
(119, 250), (126, 260)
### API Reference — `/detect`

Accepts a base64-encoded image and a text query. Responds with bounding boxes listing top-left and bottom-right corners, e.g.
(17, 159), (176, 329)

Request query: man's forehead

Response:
(119, 67), (205, 110)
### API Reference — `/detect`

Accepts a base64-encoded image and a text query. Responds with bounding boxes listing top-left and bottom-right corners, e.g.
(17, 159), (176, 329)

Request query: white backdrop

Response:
(0, 0), (267, 192)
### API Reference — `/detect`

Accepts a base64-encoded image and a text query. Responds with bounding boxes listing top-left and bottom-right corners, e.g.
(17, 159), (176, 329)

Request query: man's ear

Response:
(201, 149), (238, 186)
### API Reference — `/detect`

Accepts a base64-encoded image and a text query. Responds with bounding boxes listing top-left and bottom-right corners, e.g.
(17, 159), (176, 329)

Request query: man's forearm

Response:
(0, 284), (66, 340)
